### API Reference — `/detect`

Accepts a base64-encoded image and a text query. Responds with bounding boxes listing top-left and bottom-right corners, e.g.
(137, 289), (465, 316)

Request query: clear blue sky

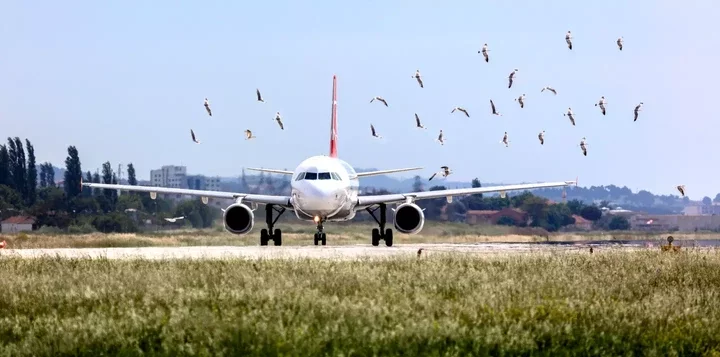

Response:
(2, 0), (718, 199)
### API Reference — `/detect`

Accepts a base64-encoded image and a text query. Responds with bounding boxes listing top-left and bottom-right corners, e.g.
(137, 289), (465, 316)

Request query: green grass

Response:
(1, 250), (720, 355)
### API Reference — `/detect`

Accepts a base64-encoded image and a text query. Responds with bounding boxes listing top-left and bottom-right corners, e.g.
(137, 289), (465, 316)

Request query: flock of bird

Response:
(188, 31), (690, 198)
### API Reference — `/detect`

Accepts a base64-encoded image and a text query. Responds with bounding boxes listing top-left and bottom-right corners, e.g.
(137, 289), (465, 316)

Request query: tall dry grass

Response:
(0, 250), (719, 355)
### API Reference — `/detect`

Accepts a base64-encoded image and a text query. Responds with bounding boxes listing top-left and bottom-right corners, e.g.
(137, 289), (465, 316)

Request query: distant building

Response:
(186, 175), (220, 191)
(571, 215), (592, 230)
(1, 216), (36, 233)
(150, 165), (187, 188)
(682, 204), (720, 216)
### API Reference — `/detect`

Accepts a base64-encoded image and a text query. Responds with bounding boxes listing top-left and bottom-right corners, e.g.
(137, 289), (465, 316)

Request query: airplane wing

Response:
(356, 180), (576, 208)
(82, 183), (292, 207)
(246, 168), (294, 175)
(352, 167), (423, 179)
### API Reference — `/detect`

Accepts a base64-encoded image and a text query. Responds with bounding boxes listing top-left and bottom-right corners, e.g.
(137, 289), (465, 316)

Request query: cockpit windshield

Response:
(318, 172), (331, 180)
(304, 172), (318, 180)
(296, 171), (341, 181)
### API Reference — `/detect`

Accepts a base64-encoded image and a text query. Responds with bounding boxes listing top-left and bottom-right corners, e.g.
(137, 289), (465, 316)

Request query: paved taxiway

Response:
(1, 240), (713, 260)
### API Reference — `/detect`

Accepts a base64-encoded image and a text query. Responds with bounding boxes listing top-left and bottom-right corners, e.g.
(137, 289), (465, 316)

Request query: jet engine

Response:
(393, 202), (425, 234)
(223, 203), (254, 234)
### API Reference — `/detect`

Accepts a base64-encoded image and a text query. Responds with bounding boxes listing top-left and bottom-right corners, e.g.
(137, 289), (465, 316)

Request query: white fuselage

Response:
(290, 155), (360, 222)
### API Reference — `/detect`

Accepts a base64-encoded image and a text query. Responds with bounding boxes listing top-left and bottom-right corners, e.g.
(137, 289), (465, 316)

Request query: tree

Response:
(39, 163), (47, 188)
(127, 163), (137, 186)
(0, 145), (9, 187)
(714, 193), (720, 204)
(102, 162), (115, 203)
(92, 171), (101, 196)
(608, 215), (631, 230)
(471, 178), (482, 198)
(83, 171), (93, 196)
(45, 163), (55, 187)
(545, 204), (576, 232)
(25, 139), (37, 206)
(580, 205), (602, 221)
(566, 199), (585, 215)
(6, 139), (17, 192)
(703, 196), (712, 206)
(64, 146), (83, 198)
(521, 196), (550, 227)
(8, 138), (27, 200)
(412, 175), (424, 192)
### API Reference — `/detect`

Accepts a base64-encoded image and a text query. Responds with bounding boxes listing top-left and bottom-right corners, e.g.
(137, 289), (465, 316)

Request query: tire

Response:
(274, 229), (282, 246)
(384, 229), (393, 247)
(321, 233), (327, 246)
(313, 233), (319, 246)
(260, 229), (269, 246)
(371, 228), (380, 246)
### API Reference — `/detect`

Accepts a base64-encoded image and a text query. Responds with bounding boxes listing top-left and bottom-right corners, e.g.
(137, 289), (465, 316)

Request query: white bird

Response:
(190, 129), (200, 144)
(451, 107), (470, 117)
(245, 129), (256, 140)
(429, 166), (452, 181)
(274, 112), (284, 130)
(370, 124), (382, 138)
(204, 98), (212, 116)
(595, 96), (607, 115)
(579, 137), (588, 156)
(515, 94), (526, 108)
(479, 43), (489, 62)
(370, 96), (388, 107)
(634, 102), (643, 122)
(538, 130), (545, 145)
(566, 31), (573, 50)
(256, 89), (265, 102)
(412, 70), (424, 88)
(436, 130), (444, 145)
(501, 132), (510, 147)
(617, 37), (623, 51)
(490, 99), (502, 116)
(564, 107), (576, 126)
(541, 86), (557, 95)
(677, 185), (685, 197)
(164, 216), (185, 223)
(508, 68), (518, 88)
(415, 113), (426, 129)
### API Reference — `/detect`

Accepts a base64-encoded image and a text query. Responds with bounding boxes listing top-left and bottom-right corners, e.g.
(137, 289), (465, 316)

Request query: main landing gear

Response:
(313, 220), (327, 246)
(366, 203), (393, 247)
(261, 204), (285, 246)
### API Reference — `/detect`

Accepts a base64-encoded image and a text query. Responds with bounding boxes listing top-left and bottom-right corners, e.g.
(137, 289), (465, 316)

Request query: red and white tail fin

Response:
(329, 75), (338, 158)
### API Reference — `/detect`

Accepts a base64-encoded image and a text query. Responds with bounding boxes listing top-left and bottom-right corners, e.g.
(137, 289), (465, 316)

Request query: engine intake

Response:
(223, 203), (254, 234)
(393, 202), (425, 234)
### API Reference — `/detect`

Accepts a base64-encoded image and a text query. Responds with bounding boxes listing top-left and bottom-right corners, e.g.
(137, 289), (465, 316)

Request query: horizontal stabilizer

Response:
(353, 167), (422, 178)
(246, 168), (294, 175)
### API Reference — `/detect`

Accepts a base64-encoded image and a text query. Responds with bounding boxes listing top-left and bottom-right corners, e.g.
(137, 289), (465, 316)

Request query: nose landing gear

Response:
(366, 203), (393, 247)
(313, 219), (327, 246)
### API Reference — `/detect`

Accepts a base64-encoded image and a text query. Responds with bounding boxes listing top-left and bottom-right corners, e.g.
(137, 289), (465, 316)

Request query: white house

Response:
(1, 216), (36, 233)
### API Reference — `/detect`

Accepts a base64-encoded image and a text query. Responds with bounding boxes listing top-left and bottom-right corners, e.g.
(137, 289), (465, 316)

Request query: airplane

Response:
(82, 75), (576, 247)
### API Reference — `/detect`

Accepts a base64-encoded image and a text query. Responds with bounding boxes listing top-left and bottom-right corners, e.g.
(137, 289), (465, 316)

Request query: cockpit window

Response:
(318, 172), (332, 180)
(304, 172), (317, 180)
(295, 172), (305, 181)
(331, 172), (341, 180)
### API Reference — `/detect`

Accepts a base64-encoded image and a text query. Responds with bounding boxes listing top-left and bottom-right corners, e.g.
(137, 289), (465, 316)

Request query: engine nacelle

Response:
(393, 202), (425, 234)
(223, 203), (255, 235)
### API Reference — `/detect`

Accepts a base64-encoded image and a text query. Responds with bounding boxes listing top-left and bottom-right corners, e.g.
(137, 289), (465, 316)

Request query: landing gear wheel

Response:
(384, 228), (393, 247)
(314, 233), (320, 246)
(260, 204), (286, 246)
(320, 233), (327, 246)
(371, 228), (380, 246)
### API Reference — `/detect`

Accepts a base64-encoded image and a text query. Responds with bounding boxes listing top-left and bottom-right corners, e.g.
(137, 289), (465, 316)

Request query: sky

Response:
(2, 0), (719, 199)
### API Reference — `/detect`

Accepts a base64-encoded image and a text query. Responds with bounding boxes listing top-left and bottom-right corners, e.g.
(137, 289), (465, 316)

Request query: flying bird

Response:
(274, 112), (284, 130)
(677, 185), (685, 197)
(190, 129), (200, 144)
(566, 31), (573, 50)
(451, 107), (470, 117)
(501, 132), (509, 147)
(245, 129), (256, 140)
(429, 166), (452, 181)
(595, 96), (607, 115)
(479, 43), (489, 62)
(508, 68), (518, 88)
(564, 108), (576, 126)
(436, 130), (444, 145)
(370, 124), (382, 138)
(415, 113), (426, 129)
(164, 216), (185, 223)
(256, 89), (265, 102)
(579, 137), (588, 156)
(515, 94), (526, 108)
(541, 86), (557, 95)
(538, 130), (545, 145)
(370, 96), (389, 107)
(490, 99), (502, 116)
(204, 98), (212, 116)
(634, 102), (643, 122)
(617, 37), (623, 51)
(412, 70), (424, 88)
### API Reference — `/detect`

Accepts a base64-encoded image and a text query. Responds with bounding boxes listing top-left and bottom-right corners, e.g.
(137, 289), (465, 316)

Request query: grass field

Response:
(2, 222), (717, 249)
(1, 250), (720, 355)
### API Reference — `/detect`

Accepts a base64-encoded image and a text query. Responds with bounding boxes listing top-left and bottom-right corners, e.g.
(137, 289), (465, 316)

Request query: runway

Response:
(0, 240), (711, 260)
